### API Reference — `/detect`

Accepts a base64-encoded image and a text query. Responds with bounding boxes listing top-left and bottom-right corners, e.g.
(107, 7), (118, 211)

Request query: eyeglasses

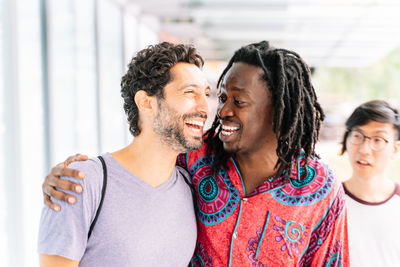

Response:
(347, 130), (389, 151)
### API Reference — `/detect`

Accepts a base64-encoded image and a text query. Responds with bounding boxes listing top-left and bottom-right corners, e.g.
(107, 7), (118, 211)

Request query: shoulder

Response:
(38, 156), (107, 259)
(307, 156), (340, 187)
(291, 156), (344, 205)
(62, 156), (105, 197)
(177, 142), (210, 171)
(175, 165), (192, 185)
(314, 157), (344, 200)
(175, 165), (190, 178)
(310, 158), (346, 213)
(176, 153), (189, 170)
(297, 156), (337, 184)
(67, 156), (103, 179)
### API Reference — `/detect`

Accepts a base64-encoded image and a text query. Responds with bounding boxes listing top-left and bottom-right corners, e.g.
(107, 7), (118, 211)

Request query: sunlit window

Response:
(97, 0), (128, 152)
(0, 0), (7, 264)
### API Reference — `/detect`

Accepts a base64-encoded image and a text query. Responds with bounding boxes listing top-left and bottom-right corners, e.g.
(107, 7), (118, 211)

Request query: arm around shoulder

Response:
(38, 158), (103, 262)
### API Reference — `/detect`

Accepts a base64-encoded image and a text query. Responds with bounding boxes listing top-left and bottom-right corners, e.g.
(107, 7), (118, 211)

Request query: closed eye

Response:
(234, 98), (245, 105)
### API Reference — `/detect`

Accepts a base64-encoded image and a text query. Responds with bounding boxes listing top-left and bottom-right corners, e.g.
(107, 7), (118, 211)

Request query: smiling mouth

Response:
(184, 119), (205, 133)
(220, 124), (239, 136)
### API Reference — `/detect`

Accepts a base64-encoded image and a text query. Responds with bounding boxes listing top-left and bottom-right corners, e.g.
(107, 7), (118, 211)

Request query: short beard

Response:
(221, 142), (240, 154)
(218, 127), (241, 154)
(153, 99), (204, 153)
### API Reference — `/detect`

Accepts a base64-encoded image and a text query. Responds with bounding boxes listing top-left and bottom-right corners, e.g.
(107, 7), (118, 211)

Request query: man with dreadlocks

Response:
(42, 41), (348, 266)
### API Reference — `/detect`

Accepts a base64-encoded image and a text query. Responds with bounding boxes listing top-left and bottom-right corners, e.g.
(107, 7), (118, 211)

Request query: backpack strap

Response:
(88, 155), (108, 239)
(177, 166), (197, 208)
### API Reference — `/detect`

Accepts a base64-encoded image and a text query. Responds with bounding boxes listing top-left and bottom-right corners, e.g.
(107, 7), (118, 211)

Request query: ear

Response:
(393, 140), (400, 157)
(134, 90), (157, 116)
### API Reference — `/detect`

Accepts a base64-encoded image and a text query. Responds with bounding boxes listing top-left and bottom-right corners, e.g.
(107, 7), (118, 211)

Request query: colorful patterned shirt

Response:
(177, 143), (349, 267)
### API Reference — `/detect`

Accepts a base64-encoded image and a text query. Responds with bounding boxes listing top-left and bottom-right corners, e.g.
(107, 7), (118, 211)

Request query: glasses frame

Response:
(347, 129), (390, 152)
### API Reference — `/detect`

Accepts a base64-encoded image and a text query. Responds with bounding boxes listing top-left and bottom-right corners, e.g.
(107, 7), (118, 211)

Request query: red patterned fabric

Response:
(177, 143), (349, 267)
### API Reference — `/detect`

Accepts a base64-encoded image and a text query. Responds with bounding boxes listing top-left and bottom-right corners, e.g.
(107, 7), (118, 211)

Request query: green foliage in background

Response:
(314, 47), (400, 104)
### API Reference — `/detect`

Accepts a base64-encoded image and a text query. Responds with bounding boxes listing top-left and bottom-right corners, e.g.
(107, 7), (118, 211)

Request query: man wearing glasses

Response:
(340, 100), (400, 267)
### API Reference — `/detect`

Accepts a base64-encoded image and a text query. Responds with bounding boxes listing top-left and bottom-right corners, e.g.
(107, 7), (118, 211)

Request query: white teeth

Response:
(221, 130), (234, 136)
(191, 127), (201, 132)
(221, 125), (239, 131)
(186, 120), (204, 127)
(358, 160), (369, 165)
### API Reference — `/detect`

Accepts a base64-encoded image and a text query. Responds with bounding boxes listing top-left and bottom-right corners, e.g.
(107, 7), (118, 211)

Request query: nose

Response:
(358, 137), (372, 154)
(217, 101), (234, 119)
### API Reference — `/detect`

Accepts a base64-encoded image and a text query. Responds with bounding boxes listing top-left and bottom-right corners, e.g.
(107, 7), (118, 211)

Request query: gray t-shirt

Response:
(38, 153), (197, 266)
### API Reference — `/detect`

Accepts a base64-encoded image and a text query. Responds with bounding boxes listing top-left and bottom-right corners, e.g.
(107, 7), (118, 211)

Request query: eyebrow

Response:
(178, 84), (211, 92)
(220, 85), (249, 96)
(179, 83), (210, 89)
(374, 130), (389, 134)
(354, 127), (389, 135)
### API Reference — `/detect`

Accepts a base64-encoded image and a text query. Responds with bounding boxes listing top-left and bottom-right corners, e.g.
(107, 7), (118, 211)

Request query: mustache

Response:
(182, 112), (207, 120)
(218, 118), (238, 124)
(217, 113), (236, 123)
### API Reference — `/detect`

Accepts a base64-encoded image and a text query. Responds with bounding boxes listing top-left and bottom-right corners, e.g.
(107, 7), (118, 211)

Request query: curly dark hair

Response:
(121, 42), (204, 136)
(204, 41), (325, 179)
(340, 100), (400, 154)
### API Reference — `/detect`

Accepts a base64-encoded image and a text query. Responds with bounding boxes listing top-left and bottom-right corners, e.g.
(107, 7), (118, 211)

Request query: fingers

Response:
(43, 181), (77, 206)
(56, 179), (83, 194)
(42, 153), (88, 211)
(43, 177), (81, 211)
(45, 185), (77, 204)
(43, 190), (77, 211)
(50, 165), (85, 180)
(43, 175), (81, 199)
(44, 194), (61, 212)
(64, 153), (89, 167)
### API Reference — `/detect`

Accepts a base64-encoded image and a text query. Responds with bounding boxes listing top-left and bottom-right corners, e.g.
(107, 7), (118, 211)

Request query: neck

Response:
(344, 173), (395, 203)
(236, 147), (278, 195)
(111, 132), (179, 187)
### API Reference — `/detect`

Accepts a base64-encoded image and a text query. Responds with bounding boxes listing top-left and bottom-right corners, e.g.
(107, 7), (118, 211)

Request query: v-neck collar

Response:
(104, 153), (178, 192)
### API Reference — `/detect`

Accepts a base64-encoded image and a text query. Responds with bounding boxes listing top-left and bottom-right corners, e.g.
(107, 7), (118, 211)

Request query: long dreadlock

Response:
(204, 41), (325, 180)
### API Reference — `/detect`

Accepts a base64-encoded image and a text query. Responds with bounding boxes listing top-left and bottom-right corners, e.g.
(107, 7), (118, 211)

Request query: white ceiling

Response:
(118, 0), (400, 67)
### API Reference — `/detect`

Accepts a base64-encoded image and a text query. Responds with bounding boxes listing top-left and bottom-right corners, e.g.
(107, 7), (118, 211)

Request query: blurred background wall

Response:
(1, 0), (400, 266)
